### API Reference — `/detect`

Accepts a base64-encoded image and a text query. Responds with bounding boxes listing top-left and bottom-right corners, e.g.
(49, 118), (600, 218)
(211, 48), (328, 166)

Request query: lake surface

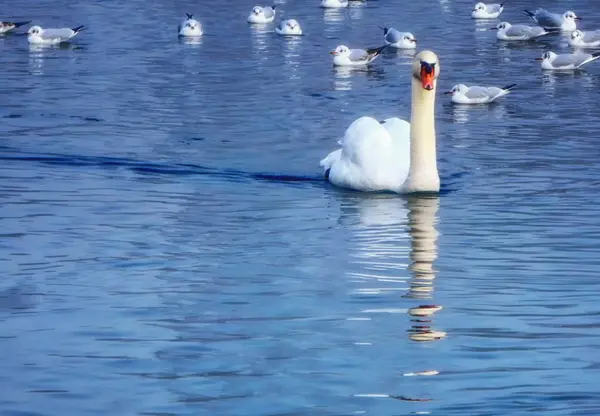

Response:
(2, 0), (600, 414)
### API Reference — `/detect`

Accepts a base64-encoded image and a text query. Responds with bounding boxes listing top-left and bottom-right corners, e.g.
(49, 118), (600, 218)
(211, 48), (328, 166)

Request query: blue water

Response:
(2, 0), (600, 414)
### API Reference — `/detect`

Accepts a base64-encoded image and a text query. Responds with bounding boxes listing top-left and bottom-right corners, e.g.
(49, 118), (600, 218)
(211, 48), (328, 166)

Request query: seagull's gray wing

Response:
(348, 48), (369, 62)
(385, 28), (403, 43)
(572, 53), (597, 67)
(552, 54), (579, 68)
(507, 25), (545, 38)
(41, 28), (74, 41)
(262, 7), (275, 19)
(487, 4), (503, 13)
(465, 87), (492, 100)
(533, 9), (562, 28)
(583, 31), (600, 43)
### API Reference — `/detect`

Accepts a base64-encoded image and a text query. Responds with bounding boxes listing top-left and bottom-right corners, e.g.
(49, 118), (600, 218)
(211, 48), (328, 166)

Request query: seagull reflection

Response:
(323, 9), (345, 23)
(178, 36), (203, 46)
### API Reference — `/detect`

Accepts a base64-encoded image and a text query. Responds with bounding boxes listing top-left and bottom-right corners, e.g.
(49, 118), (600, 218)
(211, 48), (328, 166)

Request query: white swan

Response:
(320, 50), (440, 194)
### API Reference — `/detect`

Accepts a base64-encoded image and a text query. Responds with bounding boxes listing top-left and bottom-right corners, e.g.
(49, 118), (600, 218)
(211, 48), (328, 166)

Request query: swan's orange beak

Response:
(420, 62), (435, 91)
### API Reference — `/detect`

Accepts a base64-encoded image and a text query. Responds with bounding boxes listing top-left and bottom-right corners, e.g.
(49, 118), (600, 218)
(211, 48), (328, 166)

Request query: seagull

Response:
(330, 44), (388, 66)
(523, 9), (580, 31)
(247, 5), (277, 24)
(275, 19), (303, 36)
(320, 0), (348, 8)
(178, 13), (203, 37)
(379, 27), (417, 49)
(0, 20), (31, 34)
(492, 22), (555, 41)
(445, 84), (516, 104)
(472, 2), (504, 19)
(536, 51), (600, 70)
(27, 25), (85, 45)
(568, 30), (600, 48)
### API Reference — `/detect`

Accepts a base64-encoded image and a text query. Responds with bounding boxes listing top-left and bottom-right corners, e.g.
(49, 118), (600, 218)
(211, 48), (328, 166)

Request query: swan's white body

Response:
(275, 19), (302, 36)
(320, 50), (440, 194)
(471, 2), (504, 19)
(321, 0), (348, 8)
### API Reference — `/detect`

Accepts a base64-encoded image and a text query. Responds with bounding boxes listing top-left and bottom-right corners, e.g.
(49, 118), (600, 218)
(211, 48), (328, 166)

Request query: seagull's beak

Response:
(444, 91), (453, 95)
(489, 27), (498, 31)
(330, 51), (338, 55)
(534, 57), (544, 61)
(575, 17), (582, 21)
(410, 39), (417, 43)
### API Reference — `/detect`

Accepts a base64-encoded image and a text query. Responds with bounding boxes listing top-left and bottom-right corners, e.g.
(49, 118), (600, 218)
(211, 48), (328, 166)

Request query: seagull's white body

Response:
(330, 44), (387, 67)
(247, 5), (277, 23)
(0, 20), (30, 34)
(568, 30), (600, 48)
(381, 27), (417, 49)
(524, 8), (580, 31)
(471, 2), (504, 19)
(495, 22), (551, 41)
(446, 84), (516, 104)
(320, 0), (348, 8)
(537, 51), (600, 70)
(275, 19), (302, 36)
(178, 14), (203, 37)
(27, 25), (85, 45)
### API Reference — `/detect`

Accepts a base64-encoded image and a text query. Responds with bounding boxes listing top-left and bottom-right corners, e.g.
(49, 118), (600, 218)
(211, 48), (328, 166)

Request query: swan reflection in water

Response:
(403, 195), (446, 343)
(342, 195), (442, 404)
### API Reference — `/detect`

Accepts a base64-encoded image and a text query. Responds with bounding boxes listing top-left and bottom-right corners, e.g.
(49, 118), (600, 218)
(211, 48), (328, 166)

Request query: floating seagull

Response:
(275, 19), (302, 36)
(247, 5), (277, 24)
(178, 13), (203, 37)
(379, 27), (417, 49)
(27, 25), (85, 45)
(536, 51), (600, 70)
(471, 2), (504, 19)
(320, 0), (348, 8)
(445, 83), (516, 104)
(330, 44), (388, 66)
(523, 9), (580, 31)
(492, 22), (555, 41)
(568, 29), (600, 48)
(0, 20), (30, 34)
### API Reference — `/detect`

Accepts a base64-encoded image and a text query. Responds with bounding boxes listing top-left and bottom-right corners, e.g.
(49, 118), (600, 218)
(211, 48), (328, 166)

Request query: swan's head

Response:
(563, 11), (581, 22)
(252, 6), (263, 16)
(331, 45), (350, 56)
(536, 51), (557, 62)
(28, 25), (42, 35)
(413, 50), (439, 91)
(445, 84), (469, 95)
(570, 29), (583, 40)
(473, 2), (486, 12)
(495, 21), (511, 31)
(286, 19), (300, 30)
(404, 33), (417, 44)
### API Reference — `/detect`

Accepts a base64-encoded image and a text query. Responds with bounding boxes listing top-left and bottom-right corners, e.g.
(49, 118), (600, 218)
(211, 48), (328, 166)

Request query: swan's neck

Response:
(404, 77), (440, 193)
